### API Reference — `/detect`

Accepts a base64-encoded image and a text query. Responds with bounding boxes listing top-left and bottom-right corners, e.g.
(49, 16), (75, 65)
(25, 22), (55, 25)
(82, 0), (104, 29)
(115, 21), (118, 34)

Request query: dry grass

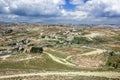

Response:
(0, 75), (118, 80)
(71, 53), (108, 67)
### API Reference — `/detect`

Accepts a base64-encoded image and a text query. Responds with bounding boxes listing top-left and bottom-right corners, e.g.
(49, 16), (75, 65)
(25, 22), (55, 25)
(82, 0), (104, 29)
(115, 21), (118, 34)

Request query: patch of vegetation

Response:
(30, 47), (43, 53)
(72, 37), (91, 44)
(0, 54), (80, 71)
(114, 35), (120, 41)
(7, 53), (28, 60)
(2, 75), (114, 80)
(8, 41), (17, 46)
(41, 35), (45, 38)
(5, 29), (13, 34)
(106, 54), (120, 69)
(110, 47), (120, 52)
(92, 36), (107, 44)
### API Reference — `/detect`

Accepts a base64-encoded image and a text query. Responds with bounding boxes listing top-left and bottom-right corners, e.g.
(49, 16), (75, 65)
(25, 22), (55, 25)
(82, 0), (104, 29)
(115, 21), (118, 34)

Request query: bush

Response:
(5, 29), (13, 34)
(41, 35), (45, 38)
(72, 37), (91, 44)
(106, 54), (120, 69)
(30, 47), (43, 53)
(8, 42), (16, 46)
(92, 36), (106, 44)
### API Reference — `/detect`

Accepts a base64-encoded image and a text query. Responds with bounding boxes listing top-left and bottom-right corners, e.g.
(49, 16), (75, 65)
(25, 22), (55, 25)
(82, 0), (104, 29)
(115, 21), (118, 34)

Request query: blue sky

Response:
(63, 0), (76, 10)
(0, 0), (120, 24)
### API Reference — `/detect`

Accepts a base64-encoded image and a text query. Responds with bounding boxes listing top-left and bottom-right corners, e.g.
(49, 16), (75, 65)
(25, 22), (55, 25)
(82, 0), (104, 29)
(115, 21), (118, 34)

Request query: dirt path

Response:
(81, 49), (106, 56)
(45, 47), (107, 67)
(16, 56), (41, 61)
(65, 55), (72, 60)
(0, 71), (120, 79)
(84, 33), (104, 40)
(0, 54), (11, 60)
(44, 52), (76, 66)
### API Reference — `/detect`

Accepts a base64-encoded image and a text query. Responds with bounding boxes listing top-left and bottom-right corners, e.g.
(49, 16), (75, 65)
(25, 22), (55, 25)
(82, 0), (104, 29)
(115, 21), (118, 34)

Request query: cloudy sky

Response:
(0, 0), (120, 24)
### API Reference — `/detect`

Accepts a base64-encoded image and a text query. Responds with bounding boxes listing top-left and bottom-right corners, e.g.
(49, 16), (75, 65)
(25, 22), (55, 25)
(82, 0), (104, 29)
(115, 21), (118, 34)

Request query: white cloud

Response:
(0, 0), (120, 24)
(70, 0), (84, 5)
(61, 9), (87, 20)
(63, 0), (120, 24)
(74, 0), (120, 17)
(0, 0), (65, 16)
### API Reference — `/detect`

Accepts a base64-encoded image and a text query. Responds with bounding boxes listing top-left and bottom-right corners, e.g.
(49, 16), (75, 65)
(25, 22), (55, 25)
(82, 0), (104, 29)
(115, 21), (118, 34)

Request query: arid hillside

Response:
(0, 23), (120, 80)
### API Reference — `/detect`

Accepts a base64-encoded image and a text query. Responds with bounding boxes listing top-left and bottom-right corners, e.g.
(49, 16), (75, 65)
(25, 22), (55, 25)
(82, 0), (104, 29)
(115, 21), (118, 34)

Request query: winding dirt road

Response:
(81, 49), (106, 56)
(44, 52), (76, 66)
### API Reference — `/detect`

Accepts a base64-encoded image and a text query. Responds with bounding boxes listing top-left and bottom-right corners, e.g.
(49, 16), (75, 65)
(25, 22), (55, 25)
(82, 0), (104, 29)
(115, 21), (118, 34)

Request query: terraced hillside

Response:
(0, 24), (120, 79)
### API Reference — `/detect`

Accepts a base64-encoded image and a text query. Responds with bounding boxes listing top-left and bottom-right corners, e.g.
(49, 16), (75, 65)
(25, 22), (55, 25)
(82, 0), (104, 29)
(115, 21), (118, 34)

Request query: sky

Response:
(0, 0), (120, 24)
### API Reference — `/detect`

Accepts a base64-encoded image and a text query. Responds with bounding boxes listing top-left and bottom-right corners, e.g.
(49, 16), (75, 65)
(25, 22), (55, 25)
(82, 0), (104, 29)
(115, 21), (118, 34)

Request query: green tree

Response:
(30, 47), (43, 53)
